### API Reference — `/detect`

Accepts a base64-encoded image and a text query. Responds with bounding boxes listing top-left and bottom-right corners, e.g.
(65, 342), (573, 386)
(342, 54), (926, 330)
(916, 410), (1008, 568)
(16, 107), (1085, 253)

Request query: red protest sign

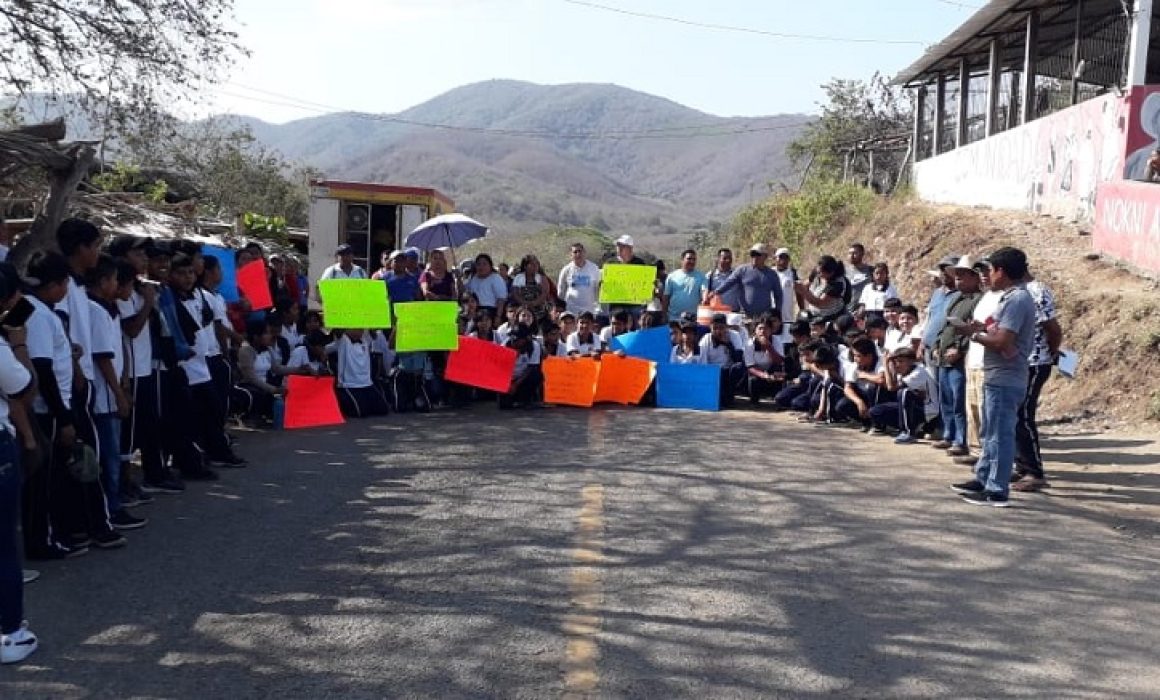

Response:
(237, 259), (273, 310)
(284, 375), (345, 429)
(445, 336), (517, 393)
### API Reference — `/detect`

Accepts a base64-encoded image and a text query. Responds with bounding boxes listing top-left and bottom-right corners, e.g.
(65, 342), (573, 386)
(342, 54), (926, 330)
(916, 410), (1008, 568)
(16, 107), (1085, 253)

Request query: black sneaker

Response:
(960, 491), (1010, 508)
(91, 530), (128, 549)
(109, 510), (148, 531)
(1010, 471), (1028, 483)
(950, 480), (985, 495)
(209, 454), (247, 468)
(120, 491), (141, 508)
(132, 487), (154, 505)
(26, 542), (88, 561)
(142, 479), (185, 494)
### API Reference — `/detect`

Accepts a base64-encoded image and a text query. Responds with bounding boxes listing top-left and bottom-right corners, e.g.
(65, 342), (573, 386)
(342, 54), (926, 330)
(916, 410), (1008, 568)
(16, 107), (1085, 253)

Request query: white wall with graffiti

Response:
(913, 92), (1129, 223)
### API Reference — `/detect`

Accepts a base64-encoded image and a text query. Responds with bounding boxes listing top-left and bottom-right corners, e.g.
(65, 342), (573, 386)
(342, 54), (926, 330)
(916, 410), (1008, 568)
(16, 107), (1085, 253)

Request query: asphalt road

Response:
(4, 407), (1160, 699)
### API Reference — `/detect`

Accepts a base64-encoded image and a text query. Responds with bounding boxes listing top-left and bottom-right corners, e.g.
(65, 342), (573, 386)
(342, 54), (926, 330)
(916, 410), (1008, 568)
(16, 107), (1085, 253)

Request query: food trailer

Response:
(307, 179), (455, 281)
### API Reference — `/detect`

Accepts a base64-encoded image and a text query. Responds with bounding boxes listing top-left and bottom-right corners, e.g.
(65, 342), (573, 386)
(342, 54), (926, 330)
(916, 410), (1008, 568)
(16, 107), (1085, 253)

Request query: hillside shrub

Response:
(729, 180), (878, 258)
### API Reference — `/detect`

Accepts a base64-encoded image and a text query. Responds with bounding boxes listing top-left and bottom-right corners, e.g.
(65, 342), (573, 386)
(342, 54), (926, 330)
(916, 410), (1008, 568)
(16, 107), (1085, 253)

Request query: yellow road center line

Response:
(563, 483), (604, 698)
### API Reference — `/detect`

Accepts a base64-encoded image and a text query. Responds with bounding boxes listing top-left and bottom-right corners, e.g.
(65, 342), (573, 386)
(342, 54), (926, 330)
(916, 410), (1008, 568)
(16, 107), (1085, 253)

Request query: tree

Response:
(787, 73), (911, 191)
(0, 0), (245, 138)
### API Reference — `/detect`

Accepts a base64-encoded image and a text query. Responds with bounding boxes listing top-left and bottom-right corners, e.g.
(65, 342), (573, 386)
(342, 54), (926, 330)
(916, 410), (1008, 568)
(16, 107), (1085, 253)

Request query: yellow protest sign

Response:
(319, 279), (392, 329)
(599, 264), (656, 304)
(542, 356), (600, 407)
(394, 301), (460, 351)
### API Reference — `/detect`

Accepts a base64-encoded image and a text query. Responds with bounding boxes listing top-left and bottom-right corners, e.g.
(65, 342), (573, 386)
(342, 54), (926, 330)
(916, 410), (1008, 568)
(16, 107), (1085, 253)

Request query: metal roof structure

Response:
(894, 0), (1155, 88)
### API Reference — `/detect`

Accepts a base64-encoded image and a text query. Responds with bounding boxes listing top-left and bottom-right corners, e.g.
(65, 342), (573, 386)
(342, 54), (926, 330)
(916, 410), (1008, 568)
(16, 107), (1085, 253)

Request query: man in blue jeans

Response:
(950, 247), (1038, 507)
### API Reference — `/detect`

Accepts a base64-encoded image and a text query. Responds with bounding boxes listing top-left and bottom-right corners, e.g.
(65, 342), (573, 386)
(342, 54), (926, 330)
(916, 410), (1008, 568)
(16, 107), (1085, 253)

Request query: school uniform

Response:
(200, 288), (232, 420)
(89, 298), (126, 514)
(117, 287), (167, 487)
(499, 340), (543, 409)
(564, 331), (603, 356)
(830, 358), (889, 424)
(235, 343), (283, 419)
(328, 335), (389, 418)
(743, 336), (785, 402)
(698, 331), (747, 406)
(178, 290), (237, 466)
(869, 365), (940, 434)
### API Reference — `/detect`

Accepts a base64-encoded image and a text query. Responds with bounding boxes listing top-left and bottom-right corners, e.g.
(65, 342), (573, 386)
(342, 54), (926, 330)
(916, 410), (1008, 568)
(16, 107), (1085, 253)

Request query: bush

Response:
(729, 180), (878, 258)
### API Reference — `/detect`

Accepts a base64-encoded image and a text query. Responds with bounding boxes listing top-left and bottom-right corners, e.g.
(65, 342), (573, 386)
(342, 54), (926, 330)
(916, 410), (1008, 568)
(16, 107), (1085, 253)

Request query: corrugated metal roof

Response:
(893, 0), (1147, 87)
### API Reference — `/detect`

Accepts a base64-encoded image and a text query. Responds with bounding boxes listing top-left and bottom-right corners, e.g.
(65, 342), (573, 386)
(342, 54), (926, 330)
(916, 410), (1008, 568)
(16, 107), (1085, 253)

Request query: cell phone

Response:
(0, 297), (34, 329)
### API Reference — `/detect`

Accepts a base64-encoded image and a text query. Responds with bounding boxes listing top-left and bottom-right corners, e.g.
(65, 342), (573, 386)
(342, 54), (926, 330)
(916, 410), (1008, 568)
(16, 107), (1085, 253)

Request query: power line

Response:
(216, 84), (816, 140)
(933, 0), (981, 9)
(559, 0), (926, 45)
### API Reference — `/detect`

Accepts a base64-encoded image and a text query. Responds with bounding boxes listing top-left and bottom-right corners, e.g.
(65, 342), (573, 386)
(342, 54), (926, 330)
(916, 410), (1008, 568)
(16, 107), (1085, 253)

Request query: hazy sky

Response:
(205, 0), (978, 123)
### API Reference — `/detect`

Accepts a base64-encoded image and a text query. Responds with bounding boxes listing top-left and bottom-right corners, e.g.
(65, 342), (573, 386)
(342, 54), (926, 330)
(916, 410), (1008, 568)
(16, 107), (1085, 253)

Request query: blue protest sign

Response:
(203, 245), (238, 302)
(610, 327), (672, 365)
(656, 363), (720, 411)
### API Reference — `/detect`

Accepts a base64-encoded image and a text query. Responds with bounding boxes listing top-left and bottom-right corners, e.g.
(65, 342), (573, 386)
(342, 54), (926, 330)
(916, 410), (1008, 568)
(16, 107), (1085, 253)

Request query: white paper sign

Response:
(1057, 349), (1079, 379)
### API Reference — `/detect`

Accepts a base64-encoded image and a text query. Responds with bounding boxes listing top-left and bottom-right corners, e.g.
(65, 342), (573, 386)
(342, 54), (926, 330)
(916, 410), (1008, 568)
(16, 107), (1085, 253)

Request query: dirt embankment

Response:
(795, 199), (1160, 431)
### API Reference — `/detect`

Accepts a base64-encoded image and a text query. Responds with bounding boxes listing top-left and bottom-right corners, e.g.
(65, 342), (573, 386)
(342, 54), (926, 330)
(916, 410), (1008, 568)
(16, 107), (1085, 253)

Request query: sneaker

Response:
(91, 530), (127, 549)
(120, 491), (141, 508)
(930, 440), (952, 450)
(142, 478), (185, 494)
(952, 455), (979, 466)
(960, 491), (1010, 507)
(26, 541), (88, 560)
(867, 426), (888, 435)
(946, 444), (970, 457)
(209, 454), (247, 468)
(1009, 471), (1027, 483)
(894, 432), (917, 444)
(109, 510), (148, 531)
(950, 480), (985, 495)
(0, 622), (38, 664)
(1012, 477), (1048, 492)
(132, 488), (154, 505)
(22, 570), (40, 584)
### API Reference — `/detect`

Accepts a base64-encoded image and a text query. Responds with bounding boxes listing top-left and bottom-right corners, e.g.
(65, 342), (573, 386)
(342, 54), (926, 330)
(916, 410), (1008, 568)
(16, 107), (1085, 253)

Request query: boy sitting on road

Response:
(869, 347), (939, 443)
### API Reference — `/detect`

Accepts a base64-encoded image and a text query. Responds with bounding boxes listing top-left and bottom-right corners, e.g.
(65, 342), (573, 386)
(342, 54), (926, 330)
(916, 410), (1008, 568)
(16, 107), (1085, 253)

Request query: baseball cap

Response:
(404, 247), (421, 259)
(615, 235), (635, 247)
(774, 247), (791, 258)
(749, 243), (770, 256)
(335, 243), (353, 255)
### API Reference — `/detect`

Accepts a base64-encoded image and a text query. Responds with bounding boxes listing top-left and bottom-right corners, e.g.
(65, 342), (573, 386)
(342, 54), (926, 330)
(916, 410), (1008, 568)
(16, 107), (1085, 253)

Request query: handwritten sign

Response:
(599, 264), (656, 304)
(237, 259), (273, 310)
(284, 376), (345, 429)
(319, 279), (392, 329)
(203, 245), (238, 302)
(445, 336), (517, 393)
(593, 354), (655, 405)
(610, 327), (672, 364)
(656, 363), (720, 411)
(542, 356), (600, 407)
(394, 301), (459, 351)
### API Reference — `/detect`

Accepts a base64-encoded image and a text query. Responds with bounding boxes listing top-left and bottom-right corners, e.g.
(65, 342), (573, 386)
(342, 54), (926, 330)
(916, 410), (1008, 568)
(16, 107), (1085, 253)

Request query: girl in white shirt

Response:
(670, 323), (700, 364)
(858, 263), (900, 312)
(326, 330), (389, 418)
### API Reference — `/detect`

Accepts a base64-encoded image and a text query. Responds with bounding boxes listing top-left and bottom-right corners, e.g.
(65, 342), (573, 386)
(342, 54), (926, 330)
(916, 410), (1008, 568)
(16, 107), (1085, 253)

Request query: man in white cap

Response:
(706, 243), (782, 320)
(605, 234), (646, 324)
(928, 255), (983, 458)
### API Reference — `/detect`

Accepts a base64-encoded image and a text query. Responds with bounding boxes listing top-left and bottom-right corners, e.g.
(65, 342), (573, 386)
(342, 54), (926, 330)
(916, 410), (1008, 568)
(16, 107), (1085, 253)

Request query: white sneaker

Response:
(22, 569), (40, 584)
(1, 622), (38, 664)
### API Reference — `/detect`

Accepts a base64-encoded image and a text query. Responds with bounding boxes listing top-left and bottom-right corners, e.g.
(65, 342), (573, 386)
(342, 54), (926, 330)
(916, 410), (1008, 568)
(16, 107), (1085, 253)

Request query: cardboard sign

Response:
(445, 336), (517, 393)
(236, 259), (273, 310)
(599, 264), (656, 304)
(203, 245), (238, 302)
(319, 279), (392, 329)
(593, 354), (655, 405)
(394, 301), (459, 351)
(656, 363), (720, 411)
(610, 327), (673, 365)
(542, 356), (600, 407)
(284, 375), (345, 429)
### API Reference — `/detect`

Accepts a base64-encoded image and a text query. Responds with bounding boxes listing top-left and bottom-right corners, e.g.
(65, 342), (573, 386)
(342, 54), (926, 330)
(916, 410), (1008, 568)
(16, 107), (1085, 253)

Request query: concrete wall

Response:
(914, 92), (1129, 223)
(1093, 180), (1160, 275)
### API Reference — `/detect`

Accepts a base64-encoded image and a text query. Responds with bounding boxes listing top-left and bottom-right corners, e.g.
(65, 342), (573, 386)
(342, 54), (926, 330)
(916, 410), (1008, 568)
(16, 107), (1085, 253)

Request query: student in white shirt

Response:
(830, 336), (887, 427)
(697, 313), (746, 407)
(670, 322), (700, 364)
(326, 329), (389, 418)
(87, 256), (145, 530)
(199, 256), (237, 424)
(540, 322), (568, 358)
(565, 312), (603, 357)
(236, 319), (294, 422)
(744, 313), (786, 405)
(286, 331), (332, 376)
(870, 347), (940, 443)
(170, 252), (246, 470)
(468, 311), (499, 344)
(885, 304), (921, 353)
(599, 311), (631, 346)
(858, 263), (901, 312)
(498, 325), (543, 409)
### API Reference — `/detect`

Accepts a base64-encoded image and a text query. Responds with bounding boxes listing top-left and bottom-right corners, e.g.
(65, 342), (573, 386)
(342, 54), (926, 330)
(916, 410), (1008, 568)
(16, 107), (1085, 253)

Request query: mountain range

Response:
(6, 80), (810, 243)
(230, 80), (809, 240)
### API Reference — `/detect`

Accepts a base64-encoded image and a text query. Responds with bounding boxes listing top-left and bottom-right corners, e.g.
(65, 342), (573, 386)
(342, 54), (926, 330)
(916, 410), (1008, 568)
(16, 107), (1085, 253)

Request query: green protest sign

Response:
(394, 301), (460, 351)
(599, 264), (656, 304)
(319, 279), (392, 329)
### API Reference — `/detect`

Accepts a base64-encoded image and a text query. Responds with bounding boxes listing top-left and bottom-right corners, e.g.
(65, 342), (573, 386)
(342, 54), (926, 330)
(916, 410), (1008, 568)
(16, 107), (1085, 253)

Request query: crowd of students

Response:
(0, 222), (1057, 663)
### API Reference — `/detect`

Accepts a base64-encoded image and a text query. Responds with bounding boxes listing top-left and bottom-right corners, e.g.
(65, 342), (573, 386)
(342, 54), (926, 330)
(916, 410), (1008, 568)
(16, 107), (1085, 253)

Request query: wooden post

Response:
(957, 59), (970, 148)
(985, 40), (1001, 137)
(934, 74), (947, 155)
(1021, 10), (1040, 124)
(913, 86), (927, 162)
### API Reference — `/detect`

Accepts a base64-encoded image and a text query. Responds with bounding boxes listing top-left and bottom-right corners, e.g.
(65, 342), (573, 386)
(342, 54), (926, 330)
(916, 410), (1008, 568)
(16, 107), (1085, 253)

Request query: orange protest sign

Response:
(593, 354), (655, 405)
(542, 356), (600, 407)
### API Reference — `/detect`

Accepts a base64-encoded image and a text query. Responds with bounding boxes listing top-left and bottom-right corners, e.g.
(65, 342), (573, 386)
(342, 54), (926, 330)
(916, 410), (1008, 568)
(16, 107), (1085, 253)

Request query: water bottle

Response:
(272, 396), (285, 430)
